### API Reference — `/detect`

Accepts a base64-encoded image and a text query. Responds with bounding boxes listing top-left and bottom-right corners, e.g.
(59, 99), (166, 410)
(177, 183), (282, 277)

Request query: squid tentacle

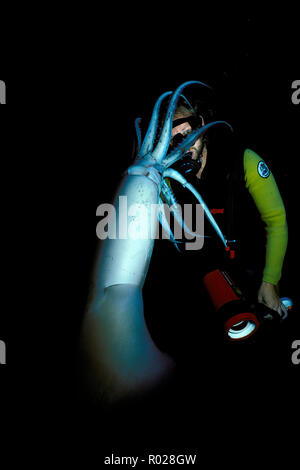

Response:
(163, 120), (233, 168)
(134, 117), (142, 153)
(138, 91), (173, 158)
(158, 196), (182, 252)
(163, 168), (228, 248)
(160, 179), (177, 206)
(152, 80), (212, 162)
(178, 94), (195, 113)
(160, 181), (208, 240)
(136, 92), (194, 160)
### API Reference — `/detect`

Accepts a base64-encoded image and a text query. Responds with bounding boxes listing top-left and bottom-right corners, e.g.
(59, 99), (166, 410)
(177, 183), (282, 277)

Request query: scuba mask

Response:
(171, 114), (207, 176)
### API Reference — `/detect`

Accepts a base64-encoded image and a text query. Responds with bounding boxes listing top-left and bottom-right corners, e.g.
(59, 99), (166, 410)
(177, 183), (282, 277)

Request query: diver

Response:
(167, 99), (288, 318)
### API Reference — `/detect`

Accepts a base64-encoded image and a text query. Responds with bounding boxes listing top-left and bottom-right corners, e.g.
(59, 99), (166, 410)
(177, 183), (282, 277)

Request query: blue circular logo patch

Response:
(257, 161), (270, 178)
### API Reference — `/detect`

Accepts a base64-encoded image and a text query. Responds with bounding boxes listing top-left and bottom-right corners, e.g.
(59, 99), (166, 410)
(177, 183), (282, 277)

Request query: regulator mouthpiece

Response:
(178, 151), (202, 176)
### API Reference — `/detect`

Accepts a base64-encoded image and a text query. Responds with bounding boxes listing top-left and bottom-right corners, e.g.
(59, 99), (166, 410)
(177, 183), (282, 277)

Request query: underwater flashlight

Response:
(203, 269), (260, 341)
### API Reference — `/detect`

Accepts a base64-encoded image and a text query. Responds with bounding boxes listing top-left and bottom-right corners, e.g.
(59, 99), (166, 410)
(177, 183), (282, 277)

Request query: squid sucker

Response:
(79, 81), (232, 404)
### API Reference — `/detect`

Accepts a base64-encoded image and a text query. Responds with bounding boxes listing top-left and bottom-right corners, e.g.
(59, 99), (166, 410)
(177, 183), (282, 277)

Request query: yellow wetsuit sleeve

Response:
(243, 149), (288, 285)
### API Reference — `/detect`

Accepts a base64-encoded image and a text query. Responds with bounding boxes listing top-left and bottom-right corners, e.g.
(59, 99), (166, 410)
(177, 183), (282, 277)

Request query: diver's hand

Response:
(258, 281), (288, 318)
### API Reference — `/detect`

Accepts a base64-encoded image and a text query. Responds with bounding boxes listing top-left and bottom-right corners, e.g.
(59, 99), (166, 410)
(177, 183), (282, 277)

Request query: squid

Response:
(80, 81), (232, 404)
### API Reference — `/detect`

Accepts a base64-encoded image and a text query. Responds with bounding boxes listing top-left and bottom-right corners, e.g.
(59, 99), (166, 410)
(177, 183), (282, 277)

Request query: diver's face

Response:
(171, 114), (207, 179)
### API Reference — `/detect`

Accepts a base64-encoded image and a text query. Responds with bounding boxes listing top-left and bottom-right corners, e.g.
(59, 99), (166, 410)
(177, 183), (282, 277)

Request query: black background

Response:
(1, 6), (299, 467)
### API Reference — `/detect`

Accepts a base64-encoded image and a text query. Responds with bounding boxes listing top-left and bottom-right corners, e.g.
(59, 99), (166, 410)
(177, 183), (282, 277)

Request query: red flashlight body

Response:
(203, 269), (260, 341)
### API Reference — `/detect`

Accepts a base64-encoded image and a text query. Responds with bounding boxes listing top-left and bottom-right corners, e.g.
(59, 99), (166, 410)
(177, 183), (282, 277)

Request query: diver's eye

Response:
(170, 133), (184, 147)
